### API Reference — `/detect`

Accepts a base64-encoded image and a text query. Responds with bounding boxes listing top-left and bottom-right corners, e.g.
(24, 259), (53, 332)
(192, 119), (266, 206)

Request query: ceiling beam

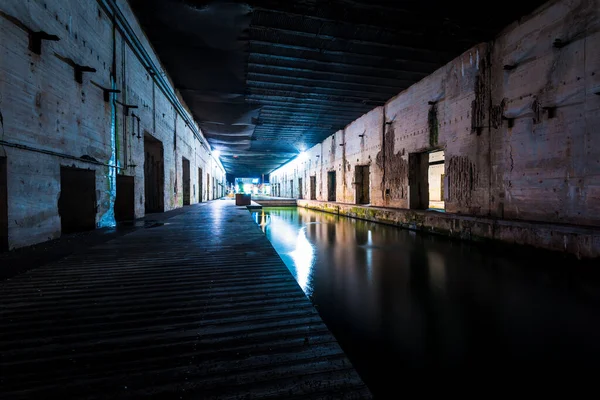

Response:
(247, 93), (385, 108)
(247, 62), (413, 88)
(251, 6), (494, 39)
(248, 52), (429, 78)
(248, 98), (373, 110)
(246, 95), (382, 107)
(247, 80), (396, 99)
(249, 26), (456, 62)
(247, 71), (405, 92)
(249, 40), (442, 67)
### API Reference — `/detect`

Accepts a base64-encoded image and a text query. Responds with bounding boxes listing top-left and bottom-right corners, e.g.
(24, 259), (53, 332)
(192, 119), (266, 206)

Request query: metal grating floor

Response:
(0, 200), (370, 399)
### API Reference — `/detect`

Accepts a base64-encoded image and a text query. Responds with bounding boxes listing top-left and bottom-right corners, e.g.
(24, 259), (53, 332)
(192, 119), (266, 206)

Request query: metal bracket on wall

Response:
(542, 106), (556, 119)
(502, 115), (515, 128)
(116, 101), (138, 116)
(90, 81), (121, 102)
(553, 38), (569, 49)
(0, 10), (60, 56)
(131, 113), (142, 139)
(54, 53), (96, 83)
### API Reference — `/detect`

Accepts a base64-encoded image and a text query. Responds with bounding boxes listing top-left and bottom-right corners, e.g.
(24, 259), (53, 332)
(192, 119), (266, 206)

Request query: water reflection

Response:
(289, 227), (314, 293)
(252, 207), (600, 396)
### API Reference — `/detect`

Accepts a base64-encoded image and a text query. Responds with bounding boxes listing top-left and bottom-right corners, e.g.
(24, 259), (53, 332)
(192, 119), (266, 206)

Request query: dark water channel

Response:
(252, 207), (600, 395)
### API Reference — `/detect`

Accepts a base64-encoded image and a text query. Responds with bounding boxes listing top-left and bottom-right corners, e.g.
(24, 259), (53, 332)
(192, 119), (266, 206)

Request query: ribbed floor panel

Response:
(0, 200), (370, 399)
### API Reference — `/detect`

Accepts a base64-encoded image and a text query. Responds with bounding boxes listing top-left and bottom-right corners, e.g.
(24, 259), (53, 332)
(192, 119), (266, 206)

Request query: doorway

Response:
(144, 134), (164, 213)
(1, 157), (8, 252)
(355, 165), (370, 205)
(182, 157), (190, 205)
(58, 167), (96, 234)
(409, 152), (430, 210)
(115, 175), (135, 222)
(310, 176), (316, 200)
(327, 171), (336, 202)
(207, 173), (210, 200)
(428, 151), (445, 210)
(198, 167), (203, 202)
(298, 178), (303, 199)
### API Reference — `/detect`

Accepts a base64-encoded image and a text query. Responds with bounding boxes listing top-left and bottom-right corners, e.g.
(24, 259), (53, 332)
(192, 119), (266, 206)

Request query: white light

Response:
(289, 227), (314, 293)
(298, 151), (307, 161)
(213, 149), (221, 158)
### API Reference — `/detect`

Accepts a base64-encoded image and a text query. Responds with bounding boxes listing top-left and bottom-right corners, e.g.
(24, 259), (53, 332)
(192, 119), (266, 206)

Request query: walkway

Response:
(0, 201), (370, 399)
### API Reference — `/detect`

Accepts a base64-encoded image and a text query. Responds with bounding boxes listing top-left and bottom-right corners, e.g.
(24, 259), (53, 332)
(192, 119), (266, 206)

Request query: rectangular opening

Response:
(327, 171), (336, 202)
(310, 176), (316, 200)
(408, 152), (429, 210)
(198, 167), (203, 202)
(182, 157), (191, 205)
(207, 173), (210, 200)
(59, 166), (96, 234)
(0, 157), (8, 252)
(290, 180), (294, 198)
(428, 151), (445, 210)
(144, 134), (165, 213)
(354, 165), (370, 205)
(298, 178), (303, 199)
(115, 175), (135, 222)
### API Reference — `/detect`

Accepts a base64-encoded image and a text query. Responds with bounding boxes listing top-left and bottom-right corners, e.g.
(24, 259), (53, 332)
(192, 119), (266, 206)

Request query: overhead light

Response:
(213, 149), (221, 158)
(298, 151), (307, 161)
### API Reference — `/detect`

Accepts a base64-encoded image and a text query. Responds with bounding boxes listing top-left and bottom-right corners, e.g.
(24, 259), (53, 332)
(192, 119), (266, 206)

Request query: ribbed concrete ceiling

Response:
(130, 0), (547, 178)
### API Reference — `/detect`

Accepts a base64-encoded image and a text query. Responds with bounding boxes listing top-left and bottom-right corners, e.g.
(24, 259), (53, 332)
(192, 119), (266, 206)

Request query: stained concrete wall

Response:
(0, 0), (225, 250)
(271, 0), (600, 228)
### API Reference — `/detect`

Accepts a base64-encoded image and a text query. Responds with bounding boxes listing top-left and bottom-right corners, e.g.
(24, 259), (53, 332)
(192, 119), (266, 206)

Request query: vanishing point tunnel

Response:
(1, 0), (599, 398)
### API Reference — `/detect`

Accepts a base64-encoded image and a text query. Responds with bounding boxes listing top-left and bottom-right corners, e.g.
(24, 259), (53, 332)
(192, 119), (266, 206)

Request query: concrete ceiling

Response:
(130, 0), (548, 178)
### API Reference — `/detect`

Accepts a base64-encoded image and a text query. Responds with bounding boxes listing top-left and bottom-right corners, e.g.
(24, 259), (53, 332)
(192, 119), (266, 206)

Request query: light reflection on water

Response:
(252, 207), (600, 396)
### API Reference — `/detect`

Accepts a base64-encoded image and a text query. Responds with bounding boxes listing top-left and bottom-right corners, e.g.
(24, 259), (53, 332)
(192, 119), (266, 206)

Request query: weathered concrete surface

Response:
(0, 0), (226, 250)
(272, 0), (600, 257)
(298, 200), (600, 259)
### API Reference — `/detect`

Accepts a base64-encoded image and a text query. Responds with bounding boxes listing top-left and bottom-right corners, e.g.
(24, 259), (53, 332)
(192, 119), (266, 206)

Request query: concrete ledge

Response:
(297, 200), (600, 259)
(254, 199), (297, 207)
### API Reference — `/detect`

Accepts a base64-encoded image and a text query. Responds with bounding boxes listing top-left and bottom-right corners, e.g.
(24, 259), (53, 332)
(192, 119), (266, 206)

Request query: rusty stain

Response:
(447, 156), (479, 207)
(375, 124), (407, 203)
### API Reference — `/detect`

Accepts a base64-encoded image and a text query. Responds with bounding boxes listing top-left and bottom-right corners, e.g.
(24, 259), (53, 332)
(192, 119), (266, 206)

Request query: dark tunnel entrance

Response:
(198, 167), (203, 202)
(1, 157), (7, 252)
(144, 134), (165, 214)
(182, 157), (191, 205)
(58, 167), (97, 234)
(355, 165), (370, 205)
(115, 175), (135, 222)
(327, 171), (336, 202)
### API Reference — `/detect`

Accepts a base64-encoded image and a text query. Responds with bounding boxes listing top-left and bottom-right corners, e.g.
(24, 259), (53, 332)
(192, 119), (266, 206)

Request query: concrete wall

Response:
(0, 0), (225, 250)
(271, 0), (600, 228)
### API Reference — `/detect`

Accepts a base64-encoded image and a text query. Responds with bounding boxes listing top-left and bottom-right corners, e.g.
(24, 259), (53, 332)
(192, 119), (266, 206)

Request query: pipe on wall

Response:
(96, 0), (224, 172)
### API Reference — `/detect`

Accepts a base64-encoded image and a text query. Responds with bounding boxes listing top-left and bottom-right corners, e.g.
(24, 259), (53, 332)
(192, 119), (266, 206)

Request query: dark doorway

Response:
(298, 178), (303, 199)
(207, 173), (210, 200)
(1, 157), (8, 252)
(198, 167), (203, 202)
(310, 176), (316, 200)
(144, 134), (164, 213)
(409, 152), (429, 210)
(327, 171), (336, 202)
(355, 165), (370, 205)
(290, 180), (294, 198)
(58, 167), (96, 234)
(182, 157), (190, 205)
(115, 175), (135, 222)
